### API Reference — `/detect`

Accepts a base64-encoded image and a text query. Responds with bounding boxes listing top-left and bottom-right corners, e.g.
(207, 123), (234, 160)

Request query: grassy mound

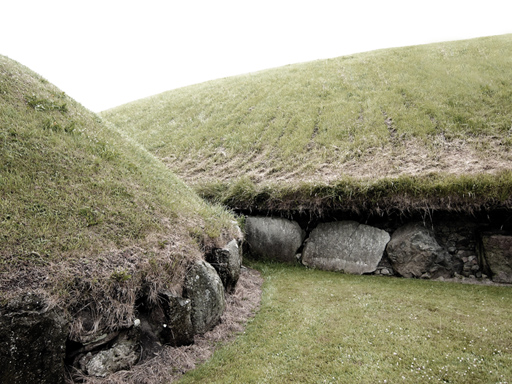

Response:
(0, 55), (237, 331)
(102, 34), (512, 214)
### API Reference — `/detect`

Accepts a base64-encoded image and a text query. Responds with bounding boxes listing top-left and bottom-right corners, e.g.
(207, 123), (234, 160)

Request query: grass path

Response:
(178, 262), (512, 383)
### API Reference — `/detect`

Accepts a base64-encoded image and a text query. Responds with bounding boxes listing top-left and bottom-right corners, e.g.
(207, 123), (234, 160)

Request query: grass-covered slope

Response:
(102, 35), (512, 214)
(0, 55), (237, 328)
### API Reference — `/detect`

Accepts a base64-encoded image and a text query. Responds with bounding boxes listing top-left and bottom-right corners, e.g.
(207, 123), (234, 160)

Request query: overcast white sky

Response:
(1, 1), (511, 112)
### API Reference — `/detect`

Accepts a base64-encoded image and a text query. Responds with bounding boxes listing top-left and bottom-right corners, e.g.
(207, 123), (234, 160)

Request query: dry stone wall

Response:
(479, 233), (512, 283)
(1, 236), (243, 383)
(244, 213), (512, 284)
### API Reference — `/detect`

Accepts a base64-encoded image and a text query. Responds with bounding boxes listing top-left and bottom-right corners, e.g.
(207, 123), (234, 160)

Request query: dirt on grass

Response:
(76, 266), (263, 384)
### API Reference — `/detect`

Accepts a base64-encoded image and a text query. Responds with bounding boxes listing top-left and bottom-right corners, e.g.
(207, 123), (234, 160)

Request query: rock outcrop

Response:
(386, 222), (453, 279)
(0, 294), (69, 384)
(302, 221), (390, 274)
(183, 259), (226, 334)
(245, 216), (305, 263)
(67, 258), (227, 379)
(479, 232), (512, 283)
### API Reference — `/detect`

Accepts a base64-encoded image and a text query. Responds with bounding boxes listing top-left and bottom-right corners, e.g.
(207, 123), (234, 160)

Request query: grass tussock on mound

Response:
(0, 55), (238, 332)
(102, 34), (512, 213)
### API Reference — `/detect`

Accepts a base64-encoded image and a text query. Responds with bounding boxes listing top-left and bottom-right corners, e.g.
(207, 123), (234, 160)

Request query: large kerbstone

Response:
(0, 294), (69, 384)
(302, 221), (390, 274)
(206, 239), (242, 292)
(480, 233), (512, 283)
(386, 222), (452, 279)
(183, 260), (226, 334)
(245, 216), (305, 262)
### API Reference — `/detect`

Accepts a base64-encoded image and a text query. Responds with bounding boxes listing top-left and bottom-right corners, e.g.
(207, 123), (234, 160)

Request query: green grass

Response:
(0, 55), (237, 327)
(197, 171), (512, 214)
(102, 35), (512, 214)
(102, 34), (512, 213)
(178, 262), (512, 384)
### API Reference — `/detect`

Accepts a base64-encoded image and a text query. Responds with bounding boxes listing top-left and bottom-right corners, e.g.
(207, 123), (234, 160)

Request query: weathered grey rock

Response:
(245, 216), (306, 263)
(0, 294), (69, 384)
(302, 221), (390, 274)
(157, 291), (194, 347)
(81, 335), (139, 377)
(386, 222), (452, 279)
(132, 291), (194, 360)
(479, 233), (512, 283)
(206, 239), (242, 292)
(183, 260), (226, 334)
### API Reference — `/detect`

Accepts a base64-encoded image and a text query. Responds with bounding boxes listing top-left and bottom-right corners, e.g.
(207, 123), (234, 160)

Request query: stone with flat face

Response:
(206, 239), (242, 292)
(183, 260), (226, 335)
(0, 294), (69, 384)
(245, 216), (305, 263)
(302, 221), (390, 274)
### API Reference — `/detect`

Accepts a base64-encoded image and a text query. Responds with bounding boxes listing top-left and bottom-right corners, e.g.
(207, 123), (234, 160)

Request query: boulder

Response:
(245, 216), (306, 263)
(302, 221), (390, 274)
(154, 291), (194, 347)
(131, 290), (194, 360)
(0, 294), (69, 384)
(386, 222), (452, 279)
(479, 233), (512, 283)
(80, 334), (139, 377)
(183, 260), (226, 334)
(206, 239), (242, 292)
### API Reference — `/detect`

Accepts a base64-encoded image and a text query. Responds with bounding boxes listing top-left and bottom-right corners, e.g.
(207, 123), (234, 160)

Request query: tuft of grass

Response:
(178, 261), (512, 384)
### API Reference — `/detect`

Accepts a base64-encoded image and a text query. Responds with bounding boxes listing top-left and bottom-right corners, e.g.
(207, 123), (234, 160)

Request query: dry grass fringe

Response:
(0, 237), (195, 342)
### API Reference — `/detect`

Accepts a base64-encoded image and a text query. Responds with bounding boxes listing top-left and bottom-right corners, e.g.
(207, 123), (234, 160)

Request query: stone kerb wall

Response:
(0, 236), (244, 383)
(244, 215), (512, 284)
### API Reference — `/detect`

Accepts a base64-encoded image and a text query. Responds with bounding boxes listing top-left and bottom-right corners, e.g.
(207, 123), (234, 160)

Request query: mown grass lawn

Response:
(179, 262), (512, 383)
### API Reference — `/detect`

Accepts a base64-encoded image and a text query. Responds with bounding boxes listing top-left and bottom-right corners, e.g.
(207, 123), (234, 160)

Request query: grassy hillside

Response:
(102, 35), (512, 214)
(0, 55), (237, 330)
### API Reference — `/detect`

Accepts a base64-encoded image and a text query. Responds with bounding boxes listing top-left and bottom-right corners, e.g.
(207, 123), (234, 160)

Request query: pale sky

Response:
(1, 1), (511, 112)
